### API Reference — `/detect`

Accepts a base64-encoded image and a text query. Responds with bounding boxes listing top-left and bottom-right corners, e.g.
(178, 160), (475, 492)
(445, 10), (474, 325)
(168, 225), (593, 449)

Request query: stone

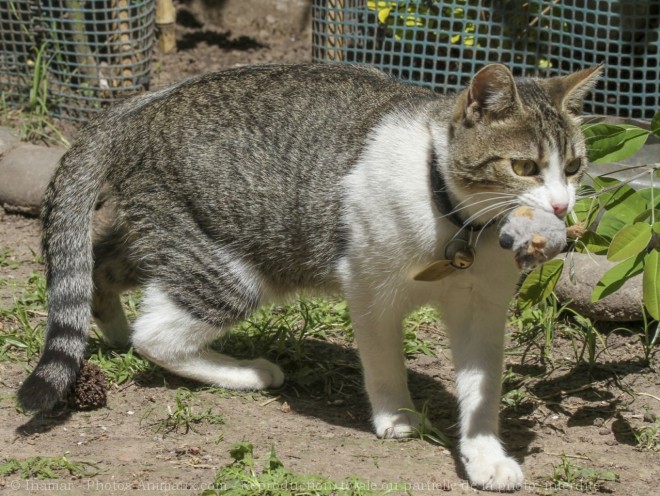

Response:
(0, 126), (20, 158)
(555, 252), (644, 322)
(0, 143), (65, 216)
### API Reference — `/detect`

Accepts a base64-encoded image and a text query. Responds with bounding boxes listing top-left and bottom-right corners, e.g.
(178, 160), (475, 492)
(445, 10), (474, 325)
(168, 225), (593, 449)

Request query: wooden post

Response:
(156, 0), (176, 54)
(63, 0), (98, 82)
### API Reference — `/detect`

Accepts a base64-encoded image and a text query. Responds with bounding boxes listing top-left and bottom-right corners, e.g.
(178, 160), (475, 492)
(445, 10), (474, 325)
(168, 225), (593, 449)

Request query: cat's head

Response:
(445, 63), (602, 223)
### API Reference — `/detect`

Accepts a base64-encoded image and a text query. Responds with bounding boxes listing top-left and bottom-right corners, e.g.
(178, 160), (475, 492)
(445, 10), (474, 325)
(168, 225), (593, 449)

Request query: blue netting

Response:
(312, 0), (659, 120)
(1, 0), (155, 122)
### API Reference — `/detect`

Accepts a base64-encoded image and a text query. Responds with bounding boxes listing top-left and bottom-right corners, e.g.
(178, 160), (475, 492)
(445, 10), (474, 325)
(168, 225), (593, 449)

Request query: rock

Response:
(0, 143), (65, 216)
(0, 126), (20, 158)
(555, 252), (643, 322)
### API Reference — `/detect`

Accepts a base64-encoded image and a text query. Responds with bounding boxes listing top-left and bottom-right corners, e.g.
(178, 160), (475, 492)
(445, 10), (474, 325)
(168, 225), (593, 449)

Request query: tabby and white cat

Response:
(18, 63), (600, 490)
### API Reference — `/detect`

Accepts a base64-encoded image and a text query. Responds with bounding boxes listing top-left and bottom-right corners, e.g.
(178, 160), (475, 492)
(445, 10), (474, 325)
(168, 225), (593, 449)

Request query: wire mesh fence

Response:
(1, 0), (155, 122)
(312, 0), (660, 120)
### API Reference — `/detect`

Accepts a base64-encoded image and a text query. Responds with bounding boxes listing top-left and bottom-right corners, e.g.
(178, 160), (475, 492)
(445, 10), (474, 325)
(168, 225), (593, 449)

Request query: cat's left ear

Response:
(542, 64), (604, 114)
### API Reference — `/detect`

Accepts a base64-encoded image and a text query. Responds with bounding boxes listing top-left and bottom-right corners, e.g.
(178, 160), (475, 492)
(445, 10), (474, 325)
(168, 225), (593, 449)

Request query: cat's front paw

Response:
(461, 435), (524, 491)
(464, 454), (523, 492)
(373, 410), (431, 439)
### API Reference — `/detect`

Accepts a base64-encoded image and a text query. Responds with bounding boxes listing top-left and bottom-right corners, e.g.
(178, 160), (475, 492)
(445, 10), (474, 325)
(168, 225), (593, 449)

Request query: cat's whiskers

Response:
(451, 199), (519, 241)
(436, 193), (517, 222)
(461, 199), (519, 227)
(474, 204), (519, 247)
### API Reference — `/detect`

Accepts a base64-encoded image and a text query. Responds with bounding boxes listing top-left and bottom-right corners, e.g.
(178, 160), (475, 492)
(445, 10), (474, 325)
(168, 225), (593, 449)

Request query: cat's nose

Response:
(552, 202), (568, 216)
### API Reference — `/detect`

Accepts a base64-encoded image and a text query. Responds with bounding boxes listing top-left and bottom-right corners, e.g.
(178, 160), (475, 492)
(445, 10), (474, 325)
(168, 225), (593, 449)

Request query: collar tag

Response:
(413, 238), (475, 282)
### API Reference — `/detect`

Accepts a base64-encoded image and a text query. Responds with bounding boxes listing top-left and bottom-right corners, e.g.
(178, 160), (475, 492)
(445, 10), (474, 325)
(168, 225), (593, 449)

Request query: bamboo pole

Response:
(326, 0), (345, 61)
(117, 0), (133, 88)
(156, 0), (176, 53)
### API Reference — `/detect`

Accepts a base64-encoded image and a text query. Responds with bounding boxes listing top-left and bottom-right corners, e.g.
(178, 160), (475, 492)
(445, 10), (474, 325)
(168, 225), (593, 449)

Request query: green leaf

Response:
(607, 223), (652, 262)
(593, 176), (649, 238)
(592, 253), (645, 302)
(643, 249), (660, 320)
(654, 222), (660, 234)
(593, 176), (647, 214)
(582, 124), (650, 164)
(377, 7), (391, 23)
(596, 210), (629, 240)
(571, 198), (599, 227)
(637, 187), (660, 209)
(634, 209), (654, 223)
(518, 259), (564, 310)
(652, 109), (660, 137)
(575, 231), (609, 255)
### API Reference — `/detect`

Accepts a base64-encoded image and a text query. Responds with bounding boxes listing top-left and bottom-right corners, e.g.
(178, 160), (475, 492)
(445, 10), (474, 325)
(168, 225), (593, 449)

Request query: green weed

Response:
(0, 272), (47, 361)
(0, 454), (99, 479)
(203, 442), (393, 496)
(0, 6), (69, 148)
(402, 306), (438, 357)
(0, 248), (19, 269)
(638, 311), (660, 366)
(143, 388), (223, 435)
(562, 310), (609, 371)
(400, 401), (452, 448)
(510, 297), (569, 365)
(631, 419), (660, 451)
(547, 454), (618, 491)
(87, 342), (156, 385)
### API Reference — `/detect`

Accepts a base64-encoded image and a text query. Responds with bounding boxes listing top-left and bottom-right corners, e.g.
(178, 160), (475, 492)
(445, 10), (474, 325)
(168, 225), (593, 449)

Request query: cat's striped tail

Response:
(17, 139), (107, 412)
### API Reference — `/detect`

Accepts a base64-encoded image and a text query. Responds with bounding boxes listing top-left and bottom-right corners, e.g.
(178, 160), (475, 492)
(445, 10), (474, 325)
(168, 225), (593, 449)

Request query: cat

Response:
(17, 62), (600, 491)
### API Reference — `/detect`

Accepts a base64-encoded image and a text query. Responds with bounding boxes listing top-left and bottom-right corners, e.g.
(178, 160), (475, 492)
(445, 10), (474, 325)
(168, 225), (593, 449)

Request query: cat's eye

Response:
(511, 159), (539, 177)
(565, 158), (582, 176)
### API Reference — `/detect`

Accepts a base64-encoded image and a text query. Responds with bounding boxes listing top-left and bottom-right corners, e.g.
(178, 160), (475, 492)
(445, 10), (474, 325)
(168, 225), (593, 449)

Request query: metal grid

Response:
(312, 0), (660, 120)
(1, 0), (155, 122)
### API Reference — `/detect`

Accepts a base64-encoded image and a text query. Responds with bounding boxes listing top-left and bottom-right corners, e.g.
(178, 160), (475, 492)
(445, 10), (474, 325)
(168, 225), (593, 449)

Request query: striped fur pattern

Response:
(17, 63), (600, 491)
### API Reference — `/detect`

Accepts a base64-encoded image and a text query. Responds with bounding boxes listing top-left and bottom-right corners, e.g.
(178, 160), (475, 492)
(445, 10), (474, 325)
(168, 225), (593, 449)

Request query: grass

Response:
(0, 8), (70, 148)
(202, 442), (399, 496)
(0, 454), (100, 479)
(0, 271), (47, 362)
(400, 401), (452, 447)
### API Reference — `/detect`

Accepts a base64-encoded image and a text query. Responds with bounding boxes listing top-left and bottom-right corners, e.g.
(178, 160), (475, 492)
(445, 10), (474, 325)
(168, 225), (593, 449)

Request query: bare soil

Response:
(1, 6), (659, 496)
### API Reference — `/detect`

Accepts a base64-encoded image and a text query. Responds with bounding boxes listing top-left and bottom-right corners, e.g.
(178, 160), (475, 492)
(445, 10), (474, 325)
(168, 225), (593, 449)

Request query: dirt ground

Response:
(1, 4), (659, 496)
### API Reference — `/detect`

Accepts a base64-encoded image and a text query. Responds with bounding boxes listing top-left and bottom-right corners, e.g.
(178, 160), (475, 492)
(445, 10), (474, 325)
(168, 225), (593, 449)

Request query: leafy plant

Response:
(400, 401), (452, 447)
(547, 454), (618, 491)
(519, 111), (660, 328)
(511, 296), (571, 364)
(0, 454), (99, 479)
(87, 344), (156, 385)
(143, 388), (223, 435)
(203, 443), (387, 496)
(631, 418), (660, 451)
(368, 0), (561, 68)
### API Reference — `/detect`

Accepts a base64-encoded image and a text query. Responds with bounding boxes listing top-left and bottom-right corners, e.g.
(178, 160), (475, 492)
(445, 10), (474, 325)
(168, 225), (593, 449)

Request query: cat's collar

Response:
(430, 148), (492, 233)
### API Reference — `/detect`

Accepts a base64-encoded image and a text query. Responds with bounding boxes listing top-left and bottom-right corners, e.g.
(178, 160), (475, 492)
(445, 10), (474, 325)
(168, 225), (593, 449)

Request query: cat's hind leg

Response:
(91, 223), (143, 348)
(131, 280), (284, 391)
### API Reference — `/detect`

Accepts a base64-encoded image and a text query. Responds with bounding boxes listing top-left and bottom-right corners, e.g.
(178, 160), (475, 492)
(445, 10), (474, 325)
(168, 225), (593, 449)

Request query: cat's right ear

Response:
(463, 64), (521, 123)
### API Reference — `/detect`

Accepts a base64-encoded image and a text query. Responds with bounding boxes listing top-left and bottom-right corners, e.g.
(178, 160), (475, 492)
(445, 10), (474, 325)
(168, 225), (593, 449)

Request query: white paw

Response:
(373, 410), (432, 439)
(464, 454), (523, 492)
(461, 435), (524, 491)
(239, 358), (285, 389)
